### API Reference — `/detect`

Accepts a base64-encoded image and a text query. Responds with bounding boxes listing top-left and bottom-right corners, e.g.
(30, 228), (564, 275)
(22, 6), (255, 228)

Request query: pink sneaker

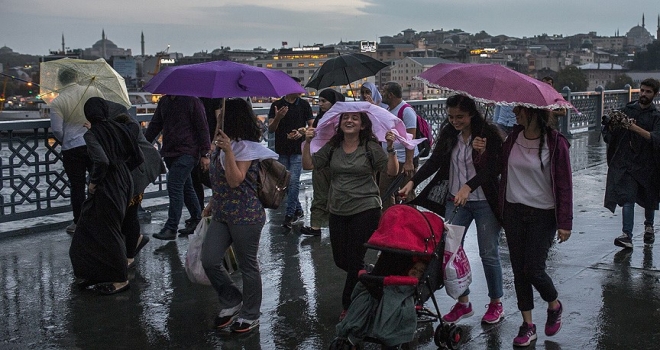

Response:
(545, 300), (563, 336)
(481, 302), (504, 324)
(442, 302), (474, 323)
(513, 322), (537, 347)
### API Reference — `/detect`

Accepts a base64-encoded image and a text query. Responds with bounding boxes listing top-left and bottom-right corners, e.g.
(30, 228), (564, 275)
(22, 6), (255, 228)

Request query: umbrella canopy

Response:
(39, 58), (131, 108)
(415, 63), (572, 110)
(142, 60), (305, 98)
(310, 102), (424, 153)
(305, 53), (388, 90)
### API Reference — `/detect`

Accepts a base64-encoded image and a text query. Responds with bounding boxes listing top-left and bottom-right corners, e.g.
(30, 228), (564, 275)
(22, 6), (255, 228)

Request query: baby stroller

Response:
(329, 204), (463, 350)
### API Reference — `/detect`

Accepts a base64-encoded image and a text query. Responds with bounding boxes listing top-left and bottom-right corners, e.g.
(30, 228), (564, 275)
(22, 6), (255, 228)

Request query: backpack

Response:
(397, 104), (434, 157)
(248, 159), (291, 209)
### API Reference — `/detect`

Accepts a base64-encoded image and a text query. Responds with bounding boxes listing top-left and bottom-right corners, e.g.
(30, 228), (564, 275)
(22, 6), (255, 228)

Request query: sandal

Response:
(95, 282), (130, 295)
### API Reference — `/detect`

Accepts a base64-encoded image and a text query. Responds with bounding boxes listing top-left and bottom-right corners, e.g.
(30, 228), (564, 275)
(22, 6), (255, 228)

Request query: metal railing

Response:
(1, 88), (656, 224)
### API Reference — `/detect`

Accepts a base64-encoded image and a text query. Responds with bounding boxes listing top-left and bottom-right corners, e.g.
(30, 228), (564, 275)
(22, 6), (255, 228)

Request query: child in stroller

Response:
(330, 205), (463, 350)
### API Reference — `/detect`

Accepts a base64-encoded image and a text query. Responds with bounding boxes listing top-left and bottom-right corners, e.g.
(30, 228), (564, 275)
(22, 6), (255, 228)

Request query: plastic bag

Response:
(443, 223), (472, 299)
(185, 217), (212, 285)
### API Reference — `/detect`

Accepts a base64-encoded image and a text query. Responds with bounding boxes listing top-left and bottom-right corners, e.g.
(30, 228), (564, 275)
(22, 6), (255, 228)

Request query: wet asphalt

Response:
(1, 131), (659, 350)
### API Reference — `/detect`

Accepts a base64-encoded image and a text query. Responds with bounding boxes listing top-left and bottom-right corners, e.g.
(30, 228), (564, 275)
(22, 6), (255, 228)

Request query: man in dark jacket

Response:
(145, 95), (211, 240)
(603, 78), (660, 248)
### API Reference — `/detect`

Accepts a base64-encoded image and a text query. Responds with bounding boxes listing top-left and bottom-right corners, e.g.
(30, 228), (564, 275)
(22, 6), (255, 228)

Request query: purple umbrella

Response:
(142, 60), (305, 98)
(416, 63), (573, 110)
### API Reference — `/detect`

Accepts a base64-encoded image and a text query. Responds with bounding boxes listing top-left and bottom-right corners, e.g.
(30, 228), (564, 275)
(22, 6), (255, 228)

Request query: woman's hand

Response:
(202, 202), (212, 217)
(557, 229), (571, 243)
(213, 129), (232, 152)
(473, 136), (486, 155)
(305, 127), (316, 142)
(453, 184), (471, 207)
(385, 130), (396, 148)
(398, 181), (414, 200)
(88, 183), (97, 194)
(83, 122), (91, 130)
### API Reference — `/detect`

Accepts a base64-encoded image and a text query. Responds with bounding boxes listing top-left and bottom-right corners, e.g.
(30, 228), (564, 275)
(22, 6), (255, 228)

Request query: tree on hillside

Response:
(474, 30), (491, 40)
(630, 41), (660, 70)
(605, 74), (635, 90)
(555, 65), (588, 92)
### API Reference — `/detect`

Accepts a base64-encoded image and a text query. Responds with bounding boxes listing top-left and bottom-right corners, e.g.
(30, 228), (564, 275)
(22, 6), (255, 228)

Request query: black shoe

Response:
(294, 209), (304, 222)
(614, 233), (633, 249)
(644, 225), (655, 244)
(300, 226), (321, 236)
(153, 228), (177, 240)
(282, 215), (294, 229)
(178, 220), (199, 236)
(230, 318), (260, 333)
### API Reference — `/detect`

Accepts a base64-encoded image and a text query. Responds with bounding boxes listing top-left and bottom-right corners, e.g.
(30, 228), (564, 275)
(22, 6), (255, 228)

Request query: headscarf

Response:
(314, 89), (345, 127)
(84, 97), (142, 168)
(360, 82), (383, 106)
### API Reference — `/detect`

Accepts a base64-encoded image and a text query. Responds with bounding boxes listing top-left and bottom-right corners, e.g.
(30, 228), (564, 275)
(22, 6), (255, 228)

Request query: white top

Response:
(383, 101), (419, 162)
(506, 134), (554, 209)
(49, 84), (104, 150)
(449, 134), (486, 201)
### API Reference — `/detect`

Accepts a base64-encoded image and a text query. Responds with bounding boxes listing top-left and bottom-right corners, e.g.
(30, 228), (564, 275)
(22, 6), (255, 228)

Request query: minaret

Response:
(102, 29), (106, 59)
(642, 13), (645, 28)
(61, 33), (65, 54)
(141, 31), (145, 56)
(657, 15), (659, 41)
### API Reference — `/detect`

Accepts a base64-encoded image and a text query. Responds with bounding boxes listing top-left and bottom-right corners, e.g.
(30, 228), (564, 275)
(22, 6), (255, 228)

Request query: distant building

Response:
(578, 63), (625, 90)
(254, 45), (349, 96)
(625, 14), (655, 50)
(390, 57), (455, 99)
(83, 30), (131, 60)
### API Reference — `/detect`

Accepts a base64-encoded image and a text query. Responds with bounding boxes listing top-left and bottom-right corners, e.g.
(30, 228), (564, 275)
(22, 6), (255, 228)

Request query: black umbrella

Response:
(305, 53), (388, 96)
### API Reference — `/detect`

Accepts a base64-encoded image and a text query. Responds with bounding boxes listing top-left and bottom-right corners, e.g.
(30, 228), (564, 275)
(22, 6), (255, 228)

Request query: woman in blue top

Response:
(201, 98), (275, 334)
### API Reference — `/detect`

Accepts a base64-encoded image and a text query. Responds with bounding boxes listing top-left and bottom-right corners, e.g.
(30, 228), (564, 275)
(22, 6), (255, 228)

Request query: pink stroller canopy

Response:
(367, 205), (444, 255)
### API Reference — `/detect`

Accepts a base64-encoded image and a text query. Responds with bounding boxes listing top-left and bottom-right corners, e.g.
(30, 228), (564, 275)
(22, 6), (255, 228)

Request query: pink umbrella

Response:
(416, 63), (573, 110)
(310, 102), (424, 153)
(143, 60), (305, 98)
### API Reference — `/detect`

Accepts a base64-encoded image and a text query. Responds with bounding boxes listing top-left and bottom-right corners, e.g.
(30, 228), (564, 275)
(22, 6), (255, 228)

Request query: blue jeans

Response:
(164, 155), (201, 231)
(278, 154), (303, 217)
(446, 200), (503, 299)
(621, 202), (655, 238)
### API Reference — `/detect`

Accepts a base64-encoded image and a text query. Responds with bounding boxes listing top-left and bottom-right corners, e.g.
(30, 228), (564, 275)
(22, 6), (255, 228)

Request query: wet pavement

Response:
(2, 131), (660, 350)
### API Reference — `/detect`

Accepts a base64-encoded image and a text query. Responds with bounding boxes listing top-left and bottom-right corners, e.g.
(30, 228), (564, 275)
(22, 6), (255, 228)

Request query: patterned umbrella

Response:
(39, 58), (131, 107)
(416, 63), (572, 110)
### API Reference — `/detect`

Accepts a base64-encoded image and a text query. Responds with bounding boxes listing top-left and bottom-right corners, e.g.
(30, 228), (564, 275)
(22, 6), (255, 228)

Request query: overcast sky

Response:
(1, 0), (658, 56)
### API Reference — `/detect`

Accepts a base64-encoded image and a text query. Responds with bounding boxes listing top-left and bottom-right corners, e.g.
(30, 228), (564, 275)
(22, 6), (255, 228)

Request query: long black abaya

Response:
(69, 97), (142, 283)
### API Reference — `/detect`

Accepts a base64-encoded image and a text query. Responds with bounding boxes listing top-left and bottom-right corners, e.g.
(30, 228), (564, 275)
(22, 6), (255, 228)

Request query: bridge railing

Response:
(1, 87), (654, 224)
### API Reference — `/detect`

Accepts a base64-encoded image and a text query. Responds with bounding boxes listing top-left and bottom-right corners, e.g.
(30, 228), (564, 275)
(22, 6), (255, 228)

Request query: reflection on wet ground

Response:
(1, 131), (660, 349)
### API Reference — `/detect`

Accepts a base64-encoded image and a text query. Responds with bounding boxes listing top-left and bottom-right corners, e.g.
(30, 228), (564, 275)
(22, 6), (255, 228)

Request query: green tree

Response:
(555, 65), (588, 92)
(631, 41), (660, 70)
(605, 74), (635, 90)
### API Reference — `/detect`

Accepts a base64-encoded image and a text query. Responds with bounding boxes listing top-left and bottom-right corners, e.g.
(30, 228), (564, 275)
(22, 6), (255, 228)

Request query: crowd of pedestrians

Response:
(50, 70), (660, 347)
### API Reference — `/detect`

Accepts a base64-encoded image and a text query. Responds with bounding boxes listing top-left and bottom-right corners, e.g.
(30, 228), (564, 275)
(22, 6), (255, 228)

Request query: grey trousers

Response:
(201, 218), (264, 320)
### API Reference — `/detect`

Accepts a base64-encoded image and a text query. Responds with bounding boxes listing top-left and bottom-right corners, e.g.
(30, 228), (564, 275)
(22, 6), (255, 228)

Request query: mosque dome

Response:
(443, 38), (454, 44)
(92, 39), (118, 49)
(625, 21), (654, 47)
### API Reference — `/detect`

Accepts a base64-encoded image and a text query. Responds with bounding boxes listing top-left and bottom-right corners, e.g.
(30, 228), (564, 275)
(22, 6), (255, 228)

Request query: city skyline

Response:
(1, 0), (659, 56)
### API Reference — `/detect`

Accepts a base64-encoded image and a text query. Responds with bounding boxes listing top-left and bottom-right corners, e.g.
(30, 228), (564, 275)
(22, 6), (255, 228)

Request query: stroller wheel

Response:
(434, 323), (463, 349)
(328, 337), (358, 350)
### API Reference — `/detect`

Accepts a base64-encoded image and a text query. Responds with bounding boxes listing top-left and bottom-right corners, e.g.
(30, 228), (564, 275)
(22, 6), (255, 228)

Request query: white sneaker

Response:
(65, 223), (77, 234)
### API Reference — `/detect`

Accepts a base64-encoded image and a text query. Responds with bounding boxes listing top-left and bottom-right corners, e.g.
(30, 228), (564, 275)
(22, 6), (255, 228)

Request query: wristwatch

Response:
(387, 148), (395, 153)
